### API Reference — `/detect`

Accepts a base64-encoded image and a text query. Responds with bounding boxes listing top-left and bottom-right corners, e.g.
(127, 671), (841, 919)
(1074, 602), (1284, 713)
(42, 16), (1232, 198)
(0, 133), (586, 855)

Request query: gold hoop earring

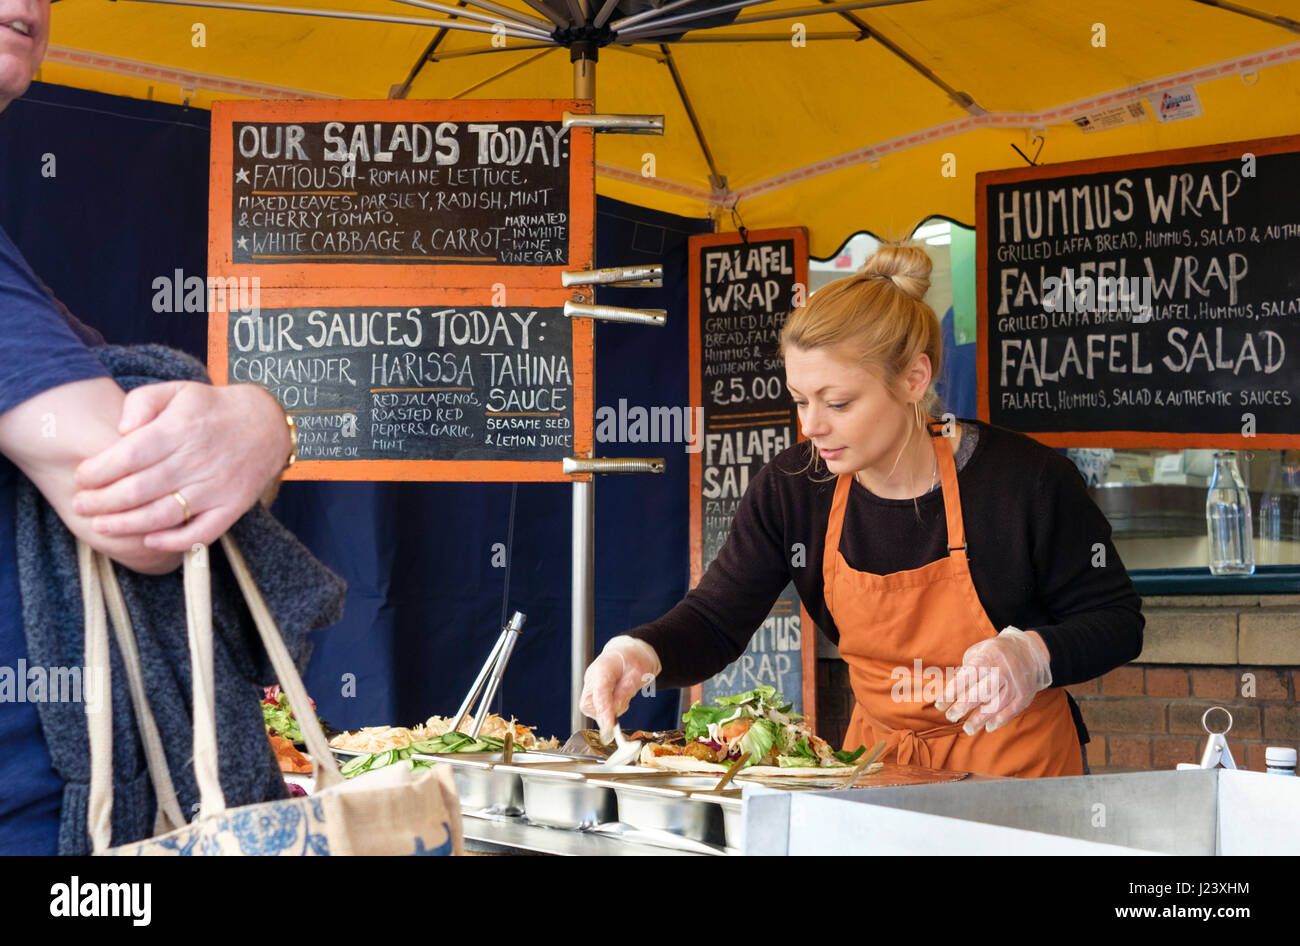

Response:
(914, 401), (922, 431)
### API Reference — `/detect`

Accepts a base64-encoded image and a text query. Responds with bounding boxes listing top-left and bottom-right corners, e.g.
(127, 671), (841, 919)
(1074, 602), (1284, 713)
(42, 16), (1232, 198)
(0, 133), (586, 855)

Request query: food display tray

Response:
(493, 761), (654, 829)
(584, 775), (739, 846)
(329, 749), (585, 816)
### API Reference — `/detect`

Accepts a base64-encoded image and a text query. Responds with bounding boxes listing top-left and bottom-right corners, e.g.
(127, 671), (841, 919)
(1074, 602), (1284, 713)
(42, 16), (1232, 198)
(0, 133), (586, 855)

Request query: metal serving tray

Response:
(428, 752), (581, 815)
(495, 761), (660, 829)
(329, 749), (583, 816)
(690, 792), (743, 849)
(585, 775), (738, 846)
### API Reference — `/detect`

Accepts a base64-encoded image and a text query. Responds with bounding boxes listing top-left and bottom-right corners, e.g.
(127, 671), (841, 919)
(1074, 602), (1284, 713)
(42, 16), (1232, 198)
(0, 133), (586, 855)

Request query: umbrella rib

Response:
(730, 0), (925, 26)
(452, 47), (557, 98)
(618, 0), (922, 39)
(515, 0), (572, 25)
(391, 0), (526, 99)
(592, 0), (620, 28)
(603, 43), (669, 60)
(562, 0), (585, 26)
(391, 33), (448, 99)
(619, 31), (862, 42)
(425, 42), (558, 59)
(1187, 0), (1300, 33)
(611, 0), (781, 33)
(111, 0), (545, 40)
(843, 8), (985, 114)
(389, 0), (555, 33)
(658, 43), (725, 192)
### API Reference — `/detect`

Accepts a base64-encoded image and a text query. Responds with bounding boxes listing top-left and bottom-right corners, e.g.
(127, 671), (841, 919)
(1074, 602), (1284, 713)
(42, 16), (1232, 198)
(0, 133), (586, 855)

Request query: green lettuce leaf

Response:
(713, 686), (794, 716)
(739, 717), (780, 766)
(792, 737), (818, 761)
(262, 693), (303, 743)
(833, 745), (867, 765)
(715, 686), (778, 707)
(776, 755), (819, 768)
(682, 701), (738, 743)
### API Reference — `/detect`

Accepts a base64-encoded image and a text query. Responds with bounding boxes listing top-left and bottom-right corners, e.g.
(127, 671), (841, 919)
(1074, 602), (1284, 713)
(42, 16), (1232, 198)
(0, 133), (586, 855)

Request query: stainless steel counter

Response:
(462, 812), (725, 856)
(742, 769), (1300, 855)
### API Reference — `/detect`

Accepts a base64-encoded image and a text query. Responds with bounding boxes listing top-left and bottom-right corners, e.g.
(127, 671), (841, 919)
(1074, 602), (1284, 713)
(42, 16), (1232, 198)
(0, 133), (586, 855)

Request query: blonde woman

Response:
(581, 245), (1143, 778)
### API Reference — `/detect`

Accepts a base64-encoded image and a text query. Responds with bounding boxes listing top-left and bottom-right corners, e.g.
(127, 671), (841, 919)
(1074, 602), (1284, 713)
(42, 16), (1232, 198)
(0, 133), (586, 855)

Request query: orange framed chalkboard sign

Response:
(208, 98), (594, 290)
(684, 227), (817, 730)
(209, 286), (592, 483)
(977, 134), (1300, 450)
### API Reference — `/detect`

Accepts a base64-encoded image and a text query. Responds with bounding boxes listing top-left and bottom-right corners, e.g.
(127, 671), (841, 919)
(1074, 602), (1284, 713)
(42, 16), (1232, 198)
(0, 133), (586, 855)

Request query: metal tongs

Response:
(447, 611), (526, 739)
(1198, 706), (1237, 769)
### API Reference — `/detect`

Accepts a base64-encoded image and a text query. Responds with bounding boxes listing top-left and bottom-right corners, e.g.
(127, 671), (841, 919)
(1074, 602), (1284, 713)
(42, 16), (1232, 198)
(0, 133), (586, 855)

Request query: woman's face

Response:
(0, 0), (48, 114)
(785, 343), (921, 477)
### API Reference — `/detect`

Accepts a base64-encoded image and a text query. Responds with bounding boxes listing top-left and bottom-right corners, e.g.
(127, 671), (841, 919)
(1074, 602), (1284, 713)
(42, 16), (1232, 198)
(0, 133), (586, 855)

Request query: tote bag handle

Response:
(83, 537), (343, 852)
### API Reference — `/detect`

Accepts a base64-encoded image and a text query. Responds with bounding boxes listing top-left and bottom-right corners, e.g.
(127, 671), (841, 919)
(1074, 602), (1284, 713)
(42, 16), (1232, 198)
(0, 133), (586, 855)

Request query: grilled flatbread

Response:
(737, 761), (884, 779)
(638, 745), (883, 779)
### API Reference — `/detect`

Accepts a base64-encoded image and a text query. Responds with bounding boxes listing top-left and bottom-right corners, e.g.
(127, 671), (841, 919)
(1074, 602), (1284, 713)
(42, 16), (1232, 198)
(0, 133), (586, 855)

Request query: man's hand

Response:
(73, 382), (291, 551)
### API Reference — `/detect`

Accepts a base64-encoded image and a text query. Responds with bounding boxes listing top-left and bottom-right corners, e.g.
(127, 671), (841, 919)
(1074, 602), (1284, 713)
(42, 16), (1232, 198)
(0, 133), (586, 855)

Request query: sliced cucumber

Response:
(339, 753), (373, 777)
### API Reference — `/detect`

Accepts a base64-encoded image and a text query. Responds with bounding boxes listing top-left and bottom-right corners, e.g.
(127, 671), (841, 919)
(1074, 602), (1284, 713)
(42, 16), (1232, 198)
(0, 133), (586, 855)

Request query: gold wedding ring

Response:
(171, 490), (193, 523)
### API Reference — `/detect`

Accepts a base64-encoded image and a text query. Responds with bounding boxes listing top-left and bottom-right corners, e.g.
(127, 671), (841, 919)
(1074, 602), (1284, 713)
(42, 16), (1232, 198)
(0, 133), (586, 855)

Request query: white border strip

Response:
(44, 45), (331, 100)
(595, 40), (1300, 210)
(731, 41), (1300, 204)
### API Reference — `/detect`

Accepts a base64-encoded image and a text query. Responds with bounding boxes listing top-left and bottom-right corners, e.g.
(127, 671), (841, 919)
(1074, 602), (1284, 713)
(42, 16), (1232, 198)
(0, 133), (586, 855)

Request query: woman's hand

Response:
(72, 381), (291, 551)
(934, 626), (1053, 735)
(579, 636), (662, 741)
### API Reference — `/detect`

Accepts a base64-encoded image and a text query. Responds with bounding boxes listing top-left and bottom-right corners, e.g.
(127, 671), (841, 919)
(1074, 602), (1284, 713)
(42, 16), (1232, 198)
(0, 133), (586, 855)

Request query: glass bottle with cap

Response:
(1265, 746), (1297, 776)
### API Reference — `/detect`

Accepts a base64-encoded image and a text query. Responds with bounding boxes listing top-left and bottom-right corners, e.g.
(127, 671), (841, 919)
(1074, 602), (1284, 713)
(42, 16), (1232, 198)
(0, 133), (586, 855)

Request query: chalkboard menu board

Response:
(208, 99), (596, 482)
(210, 289), (592, 482)
(977, 135), (1300, 448)
(210, 99), (594, 289)
(228, 120), (570, 267)
(687, 229), (816, 723)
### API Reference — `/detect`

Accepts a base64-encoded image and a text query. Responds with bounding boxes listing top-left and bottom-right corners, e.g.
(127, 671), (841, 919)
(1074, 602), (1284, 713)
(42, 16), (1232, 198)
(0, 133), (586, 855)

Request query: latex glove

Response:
(578, 636), (662, 741)
(72, 381), (292, 551)
(934, 626), (1052, 736)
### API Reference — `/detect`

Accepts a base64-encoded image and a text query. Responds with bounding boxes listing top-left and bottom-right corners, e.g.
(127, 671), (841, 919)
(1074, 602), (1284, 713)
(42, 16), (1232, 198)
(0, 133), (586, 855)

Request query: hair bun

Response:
(859, 244), (932, 301)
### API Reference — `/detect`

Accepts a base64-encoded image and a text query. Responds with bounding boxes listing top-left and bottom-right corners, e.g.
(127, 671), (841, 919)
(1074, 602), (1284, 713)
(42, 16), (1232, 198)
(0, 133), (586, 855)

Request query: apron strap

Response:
(931, 428), (967, 554)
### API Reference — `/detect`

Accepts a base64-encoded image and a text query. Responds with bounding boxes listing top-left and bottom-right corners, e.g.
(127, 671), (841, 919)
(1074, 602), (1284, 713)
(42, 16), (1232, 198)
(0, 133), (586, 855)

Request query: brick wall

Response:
(815, 593), (1300, 773)
(816, 660), (1299, 771)
(817, 659), (853, 749)
(1070, 666), (1300, 771)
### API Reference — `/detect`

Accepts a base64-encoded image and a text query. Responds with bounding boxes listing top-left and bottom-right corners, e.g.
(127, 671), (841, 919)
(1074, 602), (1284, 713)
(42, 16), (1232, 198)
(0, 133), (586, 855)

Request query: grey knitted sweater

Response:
(17, 345), (347, 855)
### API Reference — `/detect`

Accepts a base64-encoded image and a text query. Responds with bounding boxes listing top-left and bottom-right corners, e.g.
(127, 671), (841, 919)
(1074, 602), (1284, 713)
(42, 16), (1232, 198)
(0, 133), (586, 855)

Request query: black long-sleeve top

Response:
(629, 420), (1145, 744)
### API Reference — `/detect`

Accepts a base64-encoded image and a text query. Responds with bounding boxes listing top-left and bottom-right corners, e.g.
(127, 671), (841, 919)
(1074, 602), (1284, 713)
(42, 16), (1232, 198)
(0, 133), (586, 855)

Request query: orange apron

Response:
(825, 429), (1082, 778)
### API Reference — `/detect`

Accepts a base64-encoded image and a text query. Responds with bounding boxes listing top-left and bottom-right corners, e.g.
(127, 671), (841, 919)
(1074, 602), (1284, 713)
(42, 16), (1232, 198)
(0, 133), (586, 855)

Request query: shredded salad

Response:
(673, 686), (867, 769)
(329, 714), (559, 754)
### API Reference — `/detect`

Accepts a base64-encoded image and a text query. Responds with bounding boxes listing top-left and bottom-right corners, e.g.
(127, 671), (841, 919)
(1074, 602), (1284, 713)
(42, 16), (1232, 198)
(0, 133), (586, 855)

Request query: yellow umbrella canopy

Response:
(36, 0), (1300, 254)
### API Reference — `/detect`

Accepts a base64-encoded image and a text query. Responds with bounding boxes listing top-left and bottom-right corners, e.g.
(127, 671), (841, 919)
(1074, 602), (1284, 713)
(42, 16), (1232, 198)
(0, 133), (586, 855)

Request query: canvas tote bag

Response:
(79, 535), (463, 856)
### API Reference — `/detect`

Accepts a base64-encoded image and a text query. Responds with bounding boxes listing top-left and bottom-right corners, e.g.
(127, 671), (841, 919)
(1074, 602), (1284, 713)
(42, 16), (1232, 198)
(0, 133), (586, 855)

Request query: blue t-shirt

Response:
(0, 225), (110, 855)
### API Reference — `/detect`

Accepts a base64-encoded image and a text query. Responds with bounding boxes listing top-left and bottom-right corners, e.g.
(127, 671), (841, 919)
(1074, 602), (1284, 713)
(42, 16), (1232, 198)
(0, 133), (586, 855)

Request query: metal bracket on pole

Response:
(563, 300), (666, 326)
(562, 111), (664, 134)
(563, 457), (665, 475)
(562, 264), (662, 288)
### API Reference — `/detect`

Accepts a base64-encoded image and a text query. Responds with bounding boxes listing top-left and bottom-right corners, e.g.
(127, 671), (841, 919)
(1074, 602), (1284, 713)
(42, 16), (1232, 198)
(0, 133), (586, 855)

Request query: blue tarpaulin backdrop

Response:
(0, 81), (713, 739)
(1, 82), (978, 741)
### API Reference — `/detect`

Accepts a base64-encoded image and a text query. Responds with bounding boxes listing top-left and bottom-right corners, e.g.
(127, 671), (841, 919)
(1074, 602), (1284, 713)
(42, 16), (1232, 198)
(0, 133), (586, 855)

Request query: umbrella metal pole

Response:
(571, 54), (596, 736)
(571, 478), (595, 735)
